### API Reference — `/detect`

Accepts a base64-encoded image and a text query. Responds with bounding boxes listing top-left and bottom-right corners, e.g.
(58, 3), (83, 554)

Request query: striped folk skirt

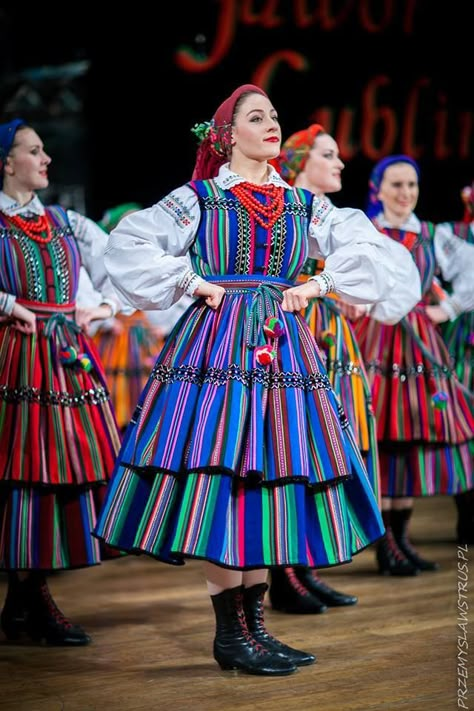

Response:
(93, 311), (165, 429)
(0, 302), (122, 570)
(353, 305), (474, 498)
(94, 276), (384, 570)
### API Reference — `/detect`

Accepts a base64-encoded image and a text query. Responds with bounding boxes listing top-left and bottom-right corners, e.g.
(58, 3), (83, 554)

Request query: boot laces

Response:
(385, 529), (407, 563)
(39, 584), (73, 629)
(286, 568), (312, 596)
(236, 593), (268, 655)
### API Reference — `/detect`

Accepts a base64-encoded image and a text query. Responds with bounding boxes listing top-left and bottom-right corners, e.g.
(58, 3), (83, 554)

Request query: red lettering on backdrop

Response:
(361, 76), (397, 159)
(433, 93), (452, 160)
(241, 0), (283, 27)
(401, 77), (429, 158)
(359, 0), (394, 32)
(175, 0), (236, 71)
(252, 50), (309, 88)
(293, 0), (355, 29)
(458, 113), (473, 160)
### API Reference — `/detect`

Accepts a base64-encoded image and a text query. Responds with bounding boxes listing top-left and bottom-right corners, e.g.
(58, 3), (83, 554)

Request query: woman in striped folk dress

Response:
(267, 124), (378, 613)
(0, 120), (123, 646)
(434, 182), (474, 544)
(93, 85), (421, 676)
(352, 156), (474, 575)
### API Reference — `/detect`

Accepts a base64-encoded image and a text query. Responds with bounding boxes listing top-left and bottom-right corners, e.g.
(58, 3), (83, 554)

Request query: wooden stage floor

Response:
(0, 496), (472, 711)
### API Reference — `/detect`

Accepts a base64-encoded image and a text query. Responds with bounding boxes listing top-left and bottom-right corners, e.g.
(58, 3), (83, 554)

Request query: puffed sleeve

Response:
(434, 222), (474, 319)
(308, 200), (421, 323)
(67, 210), (123, 316)
(104, 185), (204, 311)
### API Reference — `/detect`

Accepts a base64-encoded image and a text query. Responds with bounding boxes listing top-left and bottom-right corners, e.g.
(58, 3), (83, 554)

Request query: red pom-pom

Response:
(255, 345), (276, 366)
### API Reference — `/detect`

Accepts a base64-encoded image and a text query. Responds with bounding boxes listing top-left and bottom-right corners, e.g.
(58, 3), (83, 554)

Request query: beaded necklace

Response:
(7, 213), (53, 244)
(230, 182), (284, 230)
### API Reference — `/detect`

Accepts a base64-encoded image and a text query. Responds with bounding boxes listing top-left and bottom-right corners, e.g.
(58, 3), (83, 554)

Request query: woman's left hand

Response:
(75, 303), (114, 330)
(281, 281), (320, 312)
(425, 304), (450, 324)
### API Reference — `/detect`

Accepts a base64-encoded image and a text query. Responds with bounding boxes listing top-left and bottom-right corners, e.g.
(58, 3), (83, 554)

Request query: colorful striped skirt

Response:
(94, 276), (384, 570)
(303, 293), (380, 505)
(440, 310), (474, 392)
(353, 305), (474, 497)
(93, 311), (165, 429)
(0, 301), (122, 570)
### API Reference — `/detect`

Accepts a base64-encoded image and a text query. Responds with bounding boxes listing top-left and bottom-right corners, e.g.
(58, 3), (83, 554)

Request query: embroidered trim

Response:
(0, 384), (110, 406)
(366, 361), (453, 380)
(151, 362), (332, 391)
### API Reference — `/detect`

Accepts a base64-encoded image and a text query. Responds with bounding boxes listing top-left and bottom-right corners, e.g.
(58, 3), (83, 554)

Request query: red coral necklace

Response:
(230, 182), (284, 230)
(8, 213), (53, 244)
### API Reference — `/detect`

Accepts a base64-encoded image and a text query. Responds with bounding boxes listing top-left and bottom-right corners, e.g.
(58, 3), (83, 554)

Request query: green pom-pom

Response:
(191, 120), (212, 143)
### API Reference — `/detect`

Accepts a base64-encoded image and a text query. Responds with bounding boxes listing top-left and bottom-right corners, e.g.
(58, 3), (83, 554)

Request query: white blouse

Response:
(105, 165), (421, 324)
(433, 220), (474, 319)
(0, 191), (122, 316)
(376, 213), (474, 321)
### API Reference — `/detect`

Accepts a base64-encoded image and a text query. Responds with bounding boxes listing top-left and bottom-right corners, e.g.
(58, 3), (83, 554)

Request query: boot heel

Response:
(1, 617), (25, 641)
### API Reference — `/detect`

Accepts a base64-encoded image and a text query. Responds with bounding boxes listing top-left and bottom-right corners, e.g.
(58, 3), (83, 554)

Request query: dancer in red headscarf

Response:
(93, 85), (421, 676)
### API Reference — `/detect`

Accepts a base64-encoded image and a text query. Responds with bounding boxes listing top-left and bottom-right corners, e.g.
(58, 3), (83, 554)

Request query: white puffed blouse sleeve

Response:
(67, 210), (123, 316)
(308, 200), (422, 324)
(104, 186), (203, 311)
(434, 222), (474, 319)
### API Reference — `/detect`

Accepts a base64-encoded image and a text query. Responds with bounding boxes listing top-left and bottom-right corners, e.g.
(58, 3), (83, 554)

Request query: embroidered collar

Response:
(214, 163), (291, 190)
(375, 211), (421, 233)
(0, 191), (45, 217)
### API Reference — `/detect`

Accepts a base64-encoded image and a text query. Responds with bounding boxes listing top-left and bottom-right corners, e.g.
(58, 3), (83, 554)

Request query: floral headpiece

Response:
(461, 182), (473, 222)
(191, 118), (231, 158)
(272, 124), (326, 185)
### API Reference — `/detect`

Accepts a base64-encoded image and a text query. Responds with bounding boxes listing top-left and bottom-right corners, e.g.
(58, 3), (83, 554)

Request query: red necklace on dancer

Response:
(8, 213), (53, 244)
(230, 182), (284, 230)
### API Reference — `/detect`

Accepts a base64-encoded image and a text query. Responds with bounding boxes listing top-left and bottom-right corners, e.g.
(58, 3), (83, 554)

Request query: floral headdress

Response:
(191, 84), (268, 180)
(460, 181), (473, 223)
(271, 124), (325, 185)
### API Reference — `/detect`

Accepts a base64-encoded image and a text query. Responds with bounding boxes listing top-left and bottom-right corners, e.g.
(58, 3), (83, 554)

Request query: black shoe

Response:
(243, 583), (316, 666)
(295, 569), (357, 607)
(1, 574), (26, 641)
(396, 539), (440, 572)
(269, 568), (328, 614)
(376, 529), (419, 576)
(211, 586), (297, 676)
(24, 576), (91, 646)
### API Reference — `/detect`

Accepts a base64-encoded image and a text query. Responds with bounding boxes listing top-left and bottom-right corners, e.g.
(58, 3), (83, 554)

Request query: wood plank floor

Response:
(0, 496), (472, 711)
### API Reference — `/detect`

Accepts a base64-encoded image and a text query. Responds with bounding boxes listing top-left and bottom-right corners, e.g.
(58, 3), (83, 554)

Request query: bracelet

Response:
(0, 292), (16, 315)
(309, 270), (335, 296)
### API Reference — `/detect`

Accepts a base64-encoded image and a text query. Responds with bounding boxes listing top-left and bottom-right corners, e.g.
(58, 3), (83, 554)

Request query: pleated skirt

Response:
(94, 277), (384, 569)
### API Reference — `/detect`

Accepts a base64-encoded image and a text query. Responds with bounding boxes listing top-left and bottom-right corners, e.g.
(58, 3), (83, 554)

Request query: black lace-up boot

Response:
(295, 568), (358, 606)
(0, 573), (26, 641)
(391, 508), (440, 572)
(23, 574), (91, 645)
(376, 510), (419, 576)
(210, 585), (297, 675)
(243, 583), (315, 666)
(269, 567), (328, 614)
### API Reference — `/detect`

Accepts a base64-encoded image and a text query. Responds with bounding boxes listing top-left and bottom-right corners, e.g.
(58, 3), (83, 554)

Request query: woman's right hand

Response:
(193, 282), (226, 310)
(10, 302), (37, 334)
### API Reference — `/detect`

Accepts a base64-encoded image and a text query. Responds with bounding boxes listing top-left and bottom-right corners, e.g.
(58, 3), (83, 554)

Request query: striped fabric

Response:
(354, 221), (474, 498)
(0, 207), (122, 570)
(93, 311), (166, 429)
(439, 222), (473, 391)
(94, 182), (384, 569)
(299, 259), (380, 504)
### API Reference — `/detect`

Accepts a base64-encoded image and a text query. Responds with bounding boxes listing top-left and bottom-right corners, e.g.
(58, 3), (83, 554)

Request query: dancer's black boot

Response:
(243, 583), (316, 666)
(454, 492), (474, 545)
(376, 510), (419, 576)
(210, 585), (297, 675)
(0, 573), (26, 641)
(391, 508), (440, 572)
(295, 568), (358, 606)
(269, 567), (328, 614)
(23, 574), (91, 645)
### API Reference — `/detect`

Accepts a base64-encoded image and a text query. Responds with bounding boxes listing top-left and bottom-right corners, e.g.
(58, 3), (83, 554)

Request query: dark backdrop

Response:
(0, 1), (472, 222)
